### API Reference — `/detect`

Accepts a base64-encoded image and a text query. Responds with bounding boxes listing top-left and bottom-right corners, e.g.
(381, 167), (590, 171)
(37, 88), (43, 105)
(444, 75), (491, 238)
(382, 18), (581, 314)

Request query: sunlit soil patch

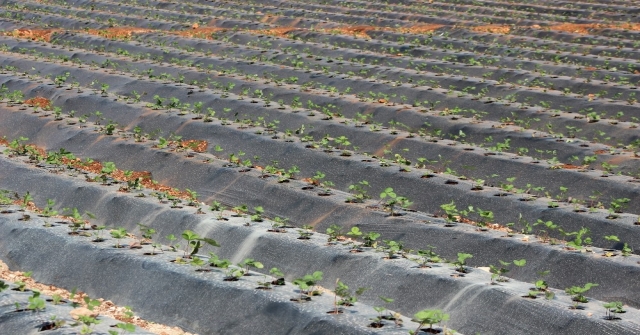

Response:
(2, 28), (61, 42)
(180, 139), (208, 153)
(24, 97), (52, 110)
(546, 23), (602, 34)
(174, 26), (227, 39)
(470, 24), (511, 34)
(396, 24), (445, 34)
(318, 25), (377, 38)
(252, 27), (300, 37)
(85, 27), (154, 40)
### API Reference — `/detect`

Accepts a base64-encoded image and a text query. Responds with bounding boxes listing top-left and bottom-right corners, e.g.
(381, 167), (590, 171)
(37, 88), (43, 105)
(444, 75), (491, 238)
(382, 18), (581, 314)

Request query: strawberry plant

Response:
(269, 267), (285, 286)
(453, 253), (473, 273)
(110, 228), (128, 248)
(292, 271), (323, 302)
(326, 224), (343, 243)
(181, 230), (219, 258)
(346, 180), (370, 203)
(415, 246), (442, 267)
(489, 259), (526, 284)
(27, 290), (45, 311)
(566, 283), (598, 309)
(99, 162), (117, 184)
(603, 301), (624, 320)
(40, 199), (58, 218)
(332, 279), (368, 314)
(381, 240), (403, 259)
(239, 258), (264, 273)
(378, 187), (412, 216)
(410, 309), (450, 335)
(250, 206), (264, 222)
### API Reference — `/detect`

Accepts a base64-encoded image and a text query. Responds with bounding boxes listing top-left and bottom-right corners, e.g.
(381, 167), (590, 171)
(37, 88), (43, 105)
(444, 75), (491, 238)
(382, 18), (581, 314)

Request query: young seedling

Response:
(453, 253), (473, 273)
(414, 246), (442, 268)
(603, 301), (624, 320)
(239, 258), (264, 274)
(332, 279), (368, 314)
(534, 270), (554, 300)
(208, 252), (231, 269)
(137, 223), (156, 244)
(489, 259), (526, 284)
(563, 227), (592, 250)
(209, 200), (223, 212)
(476, 208), (494, 230)
(109, 323), (136, 335)
(251, 206), (264, 222)
(566, 283), (598, 309)
(411, 309), (450, 335)
(20, 191), (33, 209)
(0, 280), (9, 292)
(269, 267), (286, 286)
(381, 240), (403, 259)
(363, 231), (381, 248)
(99, 162), (117, 185)
(297, 225), (314, 239)
(166, 234), (179, 252)
(440, 201), (460, 225)
(27, 290), (45, 311)
(181, 230), (220, 258)
(309, 171), (325, 186)
(78, 314), (101, 334)
(91, 225), (106, 242)
(41, 199), (58, 217)
(110, 228), (128, 248)
(189, 256), (206, 271)
(326, 224), (343, 243)
(622, 243), (633, 257)
(64, 208), (96, 232)
(292, 271), (323, 302)
(346, 180), (371, 203)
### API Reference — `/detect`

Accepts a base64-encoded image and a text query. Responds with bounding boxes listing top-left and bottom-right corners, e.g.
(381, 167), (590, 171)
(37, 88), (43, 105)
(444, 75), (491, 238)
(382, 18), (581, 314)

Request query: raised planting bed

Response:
(0, 0), (640, 333)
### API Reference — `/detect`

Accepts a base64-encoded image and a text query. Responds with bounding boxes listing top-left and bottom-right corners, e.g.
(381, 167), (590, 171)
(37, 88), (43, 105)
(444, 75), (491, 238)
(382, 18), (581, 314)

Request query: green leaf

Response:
(182, 230), (199, 241)
(117, 323), (136, 332)
(201, 237), (220, 247)
(413, 309), (449, 325)
(513, 259), (527, 267)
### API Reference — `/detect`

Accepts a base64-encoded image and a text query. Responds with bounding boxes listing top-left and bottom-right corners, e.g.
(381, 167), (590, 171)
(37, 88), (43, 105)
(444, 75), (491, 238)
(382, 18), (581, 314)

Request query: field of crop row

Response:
(0, 0), (639, 334)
